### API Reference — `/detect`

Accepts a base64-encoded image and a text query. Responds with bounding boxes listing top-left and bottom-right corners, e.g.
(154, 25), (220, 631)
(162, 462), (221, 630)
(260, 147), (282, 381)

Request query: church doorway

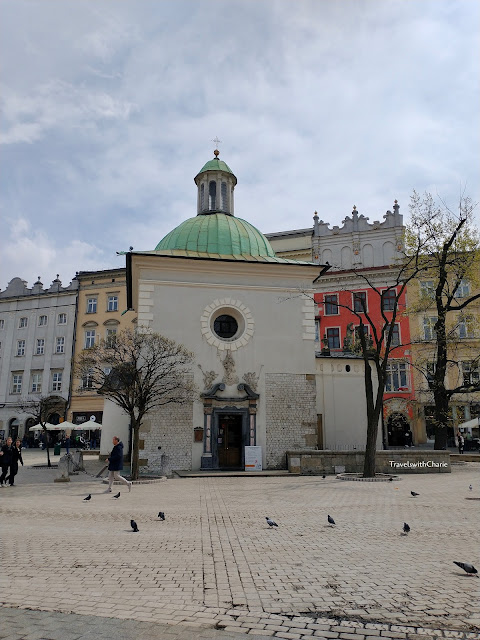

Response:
(214, 412), (246, 469)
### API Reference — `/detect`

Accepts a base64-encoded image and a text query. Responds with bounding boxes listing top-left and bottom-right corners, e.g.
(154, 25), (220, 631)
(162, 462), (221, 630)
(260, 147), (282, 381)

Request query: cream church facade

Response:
(102, 151), (379, 474)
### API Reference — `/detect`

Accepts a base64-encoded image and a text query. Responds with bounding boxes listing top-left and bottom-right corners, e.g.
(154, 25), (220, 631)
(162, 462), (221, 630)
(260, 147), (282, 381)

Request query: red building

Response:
(315, 274), (415, 447)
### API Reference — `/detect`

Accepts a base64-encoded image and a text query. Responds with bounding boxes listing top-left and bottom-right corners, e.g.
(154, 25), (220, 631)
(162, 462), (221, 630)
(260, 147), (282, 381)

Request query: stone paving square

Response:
(0, 453), (479, 640)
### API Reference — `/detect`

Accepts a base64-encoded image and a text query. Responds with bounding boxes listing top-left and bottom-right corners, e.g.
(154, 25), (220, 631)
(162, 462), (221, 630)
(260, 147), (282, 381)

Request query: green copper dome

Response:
(155, 213), (276, 258)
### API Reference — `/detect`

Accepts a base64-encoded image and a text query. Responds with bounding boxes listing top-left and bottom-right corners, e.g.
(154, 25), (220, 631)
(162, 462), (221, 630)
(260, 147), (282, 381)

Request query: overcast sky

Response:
(1, 0), (478, 290)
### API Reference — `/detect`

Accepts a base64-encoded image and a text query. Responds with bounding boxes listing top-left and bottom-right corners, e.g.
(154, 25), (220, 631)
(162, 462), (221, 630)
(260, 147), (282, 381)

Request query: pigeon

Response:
(469, 485), (473, 491)
(403, 522), (410, 534)
(328, 515), (336, 526)
(411, 491), (420, 497)
(130, 519), (139, 532)
(113, 492), (120, 499)
(322, 475), (326, 479)
(453, 561), (478, 576)
(265, 517), (278, 528)
(83, 494), (92, 501)
(389, 477), (394, 481)
(158, 512), (165, 520)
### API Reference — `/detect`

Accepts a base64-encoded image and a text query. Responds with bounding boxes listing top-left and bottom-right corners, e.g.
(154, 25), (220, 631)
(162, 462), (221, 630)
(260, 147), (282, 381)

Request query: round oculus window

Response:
(213, 314), (238, 339)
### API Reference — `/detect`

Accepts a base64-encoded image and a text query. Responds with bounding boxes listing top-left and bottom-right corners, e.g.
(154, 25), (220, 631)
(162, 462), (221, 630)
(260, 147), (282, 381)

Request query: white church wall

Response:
(316, 356), (382, 451)
(101, 400), (130, 456)
(133, 257), (320, 471)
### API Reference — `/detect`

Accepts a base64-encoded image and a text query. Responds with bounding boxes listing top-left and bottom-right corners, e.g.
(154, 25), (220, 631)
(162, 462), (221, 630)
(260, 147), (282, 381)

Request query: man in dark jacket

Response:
(5, 438), (23, 486)
(0, 437), (14, 487)
(105, 436), (132, 493)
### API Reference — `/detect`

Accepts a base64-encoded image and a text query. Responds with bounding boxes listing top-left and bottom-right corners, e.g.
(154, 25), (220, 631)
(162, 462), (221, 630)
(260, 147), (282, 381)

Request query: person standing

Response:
(5, 439), (23, 486)
(0, 437), (14, 487)
(105, 436), (132, 493)
(457, 432), (465, 454)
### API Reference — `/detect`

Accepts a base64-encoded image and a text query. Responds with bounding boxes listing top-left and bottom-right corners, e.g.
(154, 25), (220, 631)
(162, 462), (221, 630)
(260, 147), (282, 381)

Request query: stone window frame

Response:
(201, 299), (254, 351)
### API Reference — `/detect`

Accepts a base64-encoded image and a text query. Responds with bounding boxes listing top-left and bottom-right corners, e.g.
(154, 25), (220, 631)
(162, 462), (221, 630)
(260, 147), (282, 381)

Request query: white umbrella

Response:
(71, 423), (102, 430)
(29, 422), (64, 431)
(458, 417), (480, 431)
(58, 421), (78, 430)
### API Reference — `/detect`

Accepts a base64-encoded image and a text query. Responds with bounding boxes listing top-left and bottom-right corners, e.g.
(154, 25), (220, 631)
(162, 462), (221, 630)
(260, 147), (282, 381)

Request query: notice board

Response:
(245, 446), (262, 471)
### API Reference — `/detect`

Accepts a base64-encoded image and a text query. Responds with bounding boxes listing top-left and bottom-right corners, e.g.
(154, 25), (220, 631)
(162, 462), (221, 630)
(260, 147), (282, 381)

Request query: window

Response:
(456, 279), (470, 298)
(385, 323), (400, 347)
(38, 315), (48, 326)
(209, 181), (216, 210)
(213, 315), (238, 339)
(58, 313), (67, 324)
(381, 289), (396, 311)
(426, 362), (436, 387)
(315, 320), (320, 343)
(462, 362), (480, 387)
(52, 371), (63, 392)
(221, 182), (228, 211)
(458, 316), (474, 339)
(12, 373), (23, 394)
(385, 361), (408, 392)
(36, 338), (45, 355)
(17, 340), (26, 356)
(19, 317), (28, 328)
(56, 337), (65, 353)
(423, 316), (437, 340)
(0, 319), (4, 330)
(200, 183), (205, 210)
(326, 327), (340, 349)
(105, 327), (117, 347)
(82, 368), (94, 389)
(86, 298), (97, 314)
(85, 330), (96, 348)
(324, 294), (339, 315)
(31, 372), (42, 393)
(420, 281), (435, 298)
(107, 296), (118, 312)
(353, 292), (367, 313)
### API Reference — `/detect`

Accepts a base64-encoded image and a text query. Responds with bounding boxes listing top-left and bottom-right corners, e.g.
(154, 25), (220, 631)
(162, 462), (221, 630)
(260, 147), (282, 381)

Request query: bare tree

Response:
(76, 328), (195, 480)
(20, 395), (67, 467)
(406, 190), (480, 449)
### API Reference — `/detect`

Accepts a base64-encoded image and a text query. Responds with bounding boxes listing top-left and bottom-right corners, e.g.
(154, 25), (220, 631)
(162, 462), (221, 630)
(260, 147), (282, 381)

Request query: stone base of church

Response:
(200, 454), (214, 469)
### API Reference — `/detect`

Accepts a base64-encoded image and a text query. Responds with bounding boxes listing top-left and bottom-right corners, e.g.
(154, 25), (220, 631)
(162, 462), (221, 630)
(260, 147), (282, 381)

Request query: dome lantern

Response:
(194, 149), (237, 216)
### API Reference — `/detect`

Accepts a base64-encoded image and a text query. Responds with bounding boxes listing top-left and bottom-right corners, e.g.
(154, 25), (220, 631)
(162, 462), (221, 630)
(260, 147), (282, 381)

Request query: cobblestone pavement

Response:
(0, 455), (479, 640)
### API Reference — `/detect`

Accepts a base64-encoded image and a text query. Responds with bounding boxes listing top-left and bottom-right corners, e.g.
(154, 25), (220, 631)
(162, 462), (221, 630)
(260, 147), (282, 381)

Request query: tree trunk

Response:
(433, 388), (449, 450)
(43, 429), (51, 468)
(362, 359), (384, 477)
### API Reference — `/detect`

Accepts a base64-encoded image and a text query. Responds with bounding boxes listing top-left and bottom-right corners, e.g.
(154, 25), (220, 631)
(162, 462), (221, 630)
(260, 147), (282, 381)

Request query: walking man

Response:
(105, 436), (132, 493)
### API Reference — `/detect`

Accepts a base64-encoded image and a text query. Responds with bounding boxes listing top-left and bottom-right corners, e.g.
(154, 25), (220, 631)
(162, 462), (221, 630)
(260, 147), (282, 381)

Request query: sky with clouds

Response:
(1, 0), (478, 290)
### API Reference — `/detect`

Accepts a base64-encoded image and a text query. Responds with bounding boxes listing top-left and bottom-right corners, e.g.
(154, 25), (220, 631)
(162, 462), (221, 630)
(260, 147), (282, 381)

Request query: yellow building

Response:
(408, 276), (480, 446)
(67, 268), (135, 437)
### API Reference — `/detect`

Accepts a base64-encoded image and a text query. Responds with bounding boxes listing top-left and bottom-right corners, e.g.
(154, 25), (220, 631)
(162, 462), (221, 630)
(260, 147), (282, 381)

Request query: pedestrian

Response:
(457, 432), (465, 454)
(0, 436), (14, 487)
(65, 435), (70, 454)
(5, 439), (23, 486)
(105, 436), (132, 493)
(405, 429), (414, 447)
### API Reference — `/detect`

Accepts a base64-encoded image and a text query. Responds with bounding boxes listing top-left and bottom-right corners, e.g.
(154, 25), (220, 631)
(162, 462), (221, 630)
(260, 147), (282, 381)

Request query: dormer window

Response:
(209, 181), (216, 210)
